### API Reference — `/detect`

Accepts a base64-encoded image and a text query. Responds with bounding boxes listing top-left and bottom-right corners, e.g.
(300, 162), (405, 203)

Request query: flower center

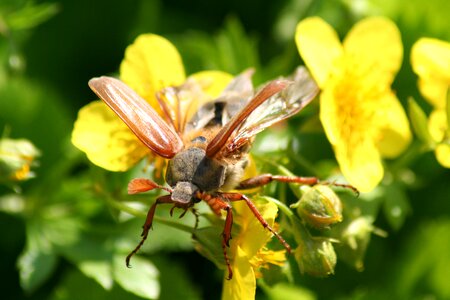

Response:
(329, 57), (386, 144)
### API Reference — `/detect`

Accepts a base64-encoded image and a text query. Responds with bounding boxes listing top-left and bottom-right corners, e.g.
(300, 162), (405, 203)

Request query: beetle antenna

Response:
(128, 178), (173, 195)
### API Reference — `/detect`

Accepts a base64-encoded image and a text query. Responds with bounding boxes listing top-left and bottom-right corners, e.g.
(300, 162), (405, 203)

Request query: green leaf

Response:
(61, 234), (114, 290)
(408, 97), (434, 147)
(0, 193), (26, 214)
(262, 282), (316, 300)
(394, 219), (450, 299)
(41, 215), (83, 247)
(0, 0), (27, 10)
(273, 0), (314, 43)
(49, 268), (146, 300)
(17, 244), (57, 293)
(79, 261), (113, 290)
(17, 216), (61, 293)
(49, 269), (109, 300)
(16, 180), (88, 292)
(382, 183), (410, 231)
(113, 254), (160, 299)
(177, 17), (260, 76)
(381, 0), (450, 39)
(5, 2), (59, 31)
(215, 16), (260, 75)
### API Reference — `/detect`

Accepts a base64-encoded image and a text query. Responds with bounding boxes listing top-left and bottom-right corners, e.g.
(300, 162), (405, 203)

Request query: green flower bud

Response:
(291, 185), (342, 230)
(0, 138), (40, 181)
(290, 217), (337, 277)
(335, 216), (385, 271)
(295, 236), (337, 277)
(408, 97), (435, 147)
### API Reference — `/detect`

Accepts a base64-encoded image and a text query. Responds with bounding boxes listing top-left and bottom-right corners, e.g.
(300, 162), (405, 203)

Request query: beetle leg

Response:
(236, 174), (359, 195)
(197, 192), (234, 279)
(191, 208), (200, 230)
(178, 208), (189, 219)
(169, 205), (176, 217)
(126, 194), (173, 267)
(221, 192), (291, 254)
(222, 204), (234, 280)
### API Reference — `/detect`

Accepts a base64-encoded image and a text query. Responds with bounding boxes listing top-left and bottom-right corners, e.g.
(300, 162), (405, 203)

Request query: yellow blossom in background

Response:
(72, 34), (233, 171)
(295, 17), (411, 192)
(411, 38), (450, 168)
(411, 38), (450, 109)
(222, 199), (286, 300)
(428, 110), (450, 167)
(0, 138), (40, 181)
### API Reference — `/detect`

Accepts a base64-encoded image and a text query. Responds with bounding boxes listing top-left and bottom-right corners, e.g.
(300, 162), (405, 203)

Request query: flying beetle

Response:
(88, 67), (354, 279)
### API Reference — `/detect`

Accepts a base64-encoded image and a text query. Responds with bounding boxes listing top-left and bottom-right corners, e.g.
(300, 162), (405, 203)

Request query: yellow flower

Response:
(296, 17), (411, 192)
(411, 38), (450, 109)
(411, 38), (450, 167)
(428, 110), (450, 167)
(0, 138), (40, 181)
(72, 34), (233, 171)
(222, 199), (286, 300)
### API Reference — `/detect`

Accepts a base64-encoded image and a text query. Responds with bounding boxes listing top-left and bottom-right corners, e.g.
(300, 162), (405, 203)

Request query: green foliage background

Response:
(1, 0), (449, 299)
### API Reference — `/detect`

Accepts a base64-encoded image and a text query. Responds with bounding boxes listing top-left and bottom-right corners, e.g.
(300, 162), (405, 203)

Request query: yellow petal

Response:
(435, 144), (450, 168)
(189, 70), (233, 98)
(428, 109), (450, 167)
(221, 246), (256, 300)
(233, 200), (278, 258)
(229, 155), (259, 194)
(71, 101), (150, 171)
(343, 17), (403, 84)
(179, 70), (233, 124)
(241, 155), (258, 180)
(375, 93), (412, 158)
(251, 248), (286, 268)
(411, 38), (450, 108)
(120, 34), (186, 109)
(319, 86), (340, 145)
(411, 38), (450, 83)
(428, 109), (447, 142)
(296, 17), (343, 88)
(334, 132), (384, 193)
(319, 71), (385, 192)
(417, 78), (448, 109)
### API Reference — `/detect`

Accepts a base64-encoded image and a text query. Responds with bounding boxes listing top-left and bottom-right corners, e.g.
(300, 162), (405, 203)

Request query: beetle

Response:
(88, 67), (354, 279)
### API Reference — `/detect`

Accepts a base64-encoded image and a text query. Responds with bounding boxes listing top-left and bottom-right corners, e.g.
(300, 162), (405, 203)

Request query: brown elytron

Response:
(89, 67), (330, 279)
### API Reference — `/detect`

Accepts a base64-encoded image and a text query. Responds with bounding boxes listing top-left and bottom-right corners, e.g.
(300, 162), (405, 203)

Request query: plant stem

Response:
(262, 196), (294, 218)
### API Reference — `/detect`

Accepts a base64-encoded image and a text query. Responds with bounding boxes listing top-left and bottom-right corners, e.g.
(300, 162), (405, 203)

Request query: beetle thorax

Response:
(165, 147), (226, 194)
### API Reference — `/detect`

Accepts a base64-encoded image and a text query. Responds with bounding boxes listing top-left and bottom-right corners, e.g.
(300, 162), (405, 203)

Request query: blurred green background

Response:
(1, 0), (450, 299)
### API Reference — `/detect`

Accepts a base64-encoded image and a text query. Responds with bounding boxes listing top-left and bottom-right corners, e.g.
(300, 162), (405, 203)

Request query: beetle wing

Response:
(206, 79), (289, 158)
(206, 67), (319, 159)
(185, 69), (254, 132)
(89, 76), (184, 159)
(232, 67), (319, 146)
